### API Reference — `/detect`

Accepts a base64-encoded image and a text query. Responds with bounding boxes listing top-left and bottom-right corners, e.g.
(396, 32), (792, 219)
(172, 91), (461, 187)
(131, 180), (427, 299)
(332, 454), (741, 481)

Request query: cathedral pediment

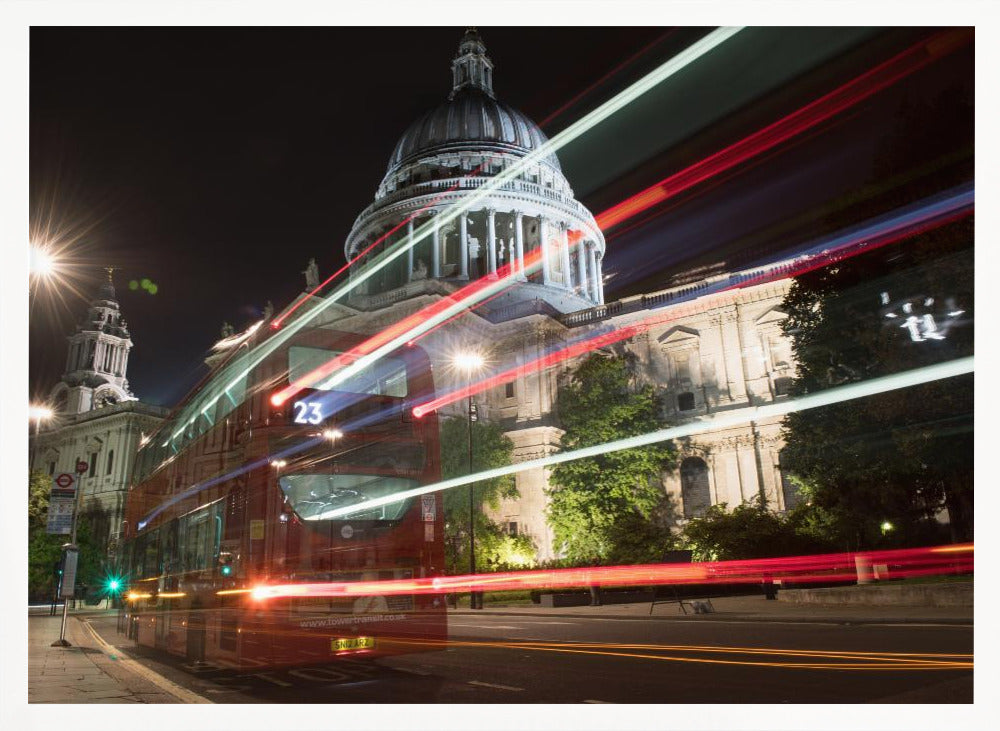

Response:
(657, 325), (700, 344)
(755, 306), (788, 325)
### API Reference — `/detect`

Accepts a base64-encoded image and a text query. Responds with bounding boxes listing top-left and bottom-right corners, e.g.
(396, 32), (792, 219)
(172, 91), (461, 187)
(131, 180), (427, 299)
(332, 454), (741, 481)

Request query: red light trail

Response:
(247, 543), (971, 601)
(271, 248), (546, 406)
(411, 187), (972, 418)
(276, 29), (972, 414)
(594, 28), (972, 232)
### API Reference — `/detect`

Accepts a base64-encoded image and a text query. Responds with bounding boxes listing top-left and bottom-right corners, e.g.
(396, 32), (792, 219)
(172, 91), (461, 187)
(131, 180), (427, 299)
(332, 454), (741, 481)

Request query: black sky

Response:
(29, 27), (973, 408)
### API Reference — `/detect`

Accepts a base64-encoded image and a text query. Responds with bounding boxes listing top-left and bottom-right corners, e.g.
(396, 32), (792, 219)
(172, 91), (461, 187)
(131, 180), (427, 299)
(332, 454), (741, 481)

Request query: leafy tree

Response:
(29, 471), (64, 601)
(29, 469), (52, 526)
(547, 352), (677, 563)
(781, 233), (972, 548)
(779, 84), (973, 548)
(440, 418), (534, 573)
(28, 470), (113, 602)
(682, 494), (836, 562)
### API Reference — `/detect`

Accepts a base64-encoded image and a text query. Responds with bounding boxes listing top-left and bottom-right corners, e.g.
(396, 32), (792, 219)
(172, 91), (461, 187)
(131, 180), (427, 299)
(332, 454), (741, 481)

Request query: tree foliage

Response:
(28, 470), (113, 602)
(779, 84), (973, 548)
(439, 418), (535, 573)
(681, 494), (837, 562)
(547, 352), (677, 563)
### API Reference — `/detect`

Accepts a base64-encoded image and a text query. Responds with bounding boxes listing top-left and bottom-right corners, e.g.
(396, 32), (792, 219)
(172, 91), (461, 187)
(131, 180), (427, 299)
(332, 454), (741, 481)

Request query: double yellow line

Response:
(390, 637), (973, 671)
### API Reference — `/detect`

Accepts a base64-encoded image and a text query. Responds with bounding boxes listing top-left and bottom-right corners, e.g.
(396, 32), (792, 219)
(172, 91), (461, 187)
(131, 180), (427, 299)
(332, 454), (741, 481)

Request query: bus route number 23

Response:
(292, 400), (325, 425)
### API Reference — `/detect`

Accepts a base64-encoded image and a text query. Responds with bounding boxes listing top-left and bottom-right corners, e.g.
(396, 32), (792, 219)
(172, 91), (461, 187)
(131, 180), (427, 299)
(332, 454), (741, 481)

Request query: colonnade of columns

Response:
(375, 207), (604, 304)
(70, 338), (129, 377)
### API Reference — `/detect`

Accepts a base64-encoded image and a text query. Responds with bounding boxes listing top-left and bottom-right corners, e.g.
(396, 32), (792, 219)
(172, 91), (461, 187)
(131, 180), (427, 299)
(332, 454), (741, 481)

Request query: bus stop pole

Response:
(52, 475), (84, 647)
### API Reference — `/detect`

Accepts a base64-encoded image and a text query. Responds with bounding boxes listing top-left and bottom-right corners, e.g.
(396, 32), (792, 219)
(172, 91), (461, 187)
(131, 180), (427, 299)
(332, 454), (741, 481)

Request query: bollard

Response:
(855, 555), (874, 585)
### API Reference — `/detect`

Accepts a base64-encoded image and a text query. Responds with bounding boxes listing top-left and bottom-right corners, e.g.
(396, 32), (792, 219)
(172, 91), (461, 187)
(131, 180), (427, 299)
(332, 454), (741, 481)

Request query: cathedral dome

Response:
(345, 29), (606, 316)
(385, 89), (561, 174)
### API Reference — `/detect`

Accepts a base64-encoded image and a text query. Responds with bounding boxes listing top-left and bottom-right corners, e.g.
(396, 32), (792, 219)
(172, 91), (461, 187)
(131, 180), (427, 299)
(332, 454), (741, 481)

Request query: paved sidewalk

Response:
(28, 611), (208, 704)
(450, 592), (974, 624)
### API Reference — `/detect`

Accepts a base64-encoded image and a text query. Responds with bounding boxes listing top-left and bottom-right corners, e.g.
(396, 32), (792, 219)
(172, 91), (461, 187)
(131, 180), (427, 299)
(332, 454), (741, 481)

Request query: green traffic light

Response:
(220, 565), (233, 577)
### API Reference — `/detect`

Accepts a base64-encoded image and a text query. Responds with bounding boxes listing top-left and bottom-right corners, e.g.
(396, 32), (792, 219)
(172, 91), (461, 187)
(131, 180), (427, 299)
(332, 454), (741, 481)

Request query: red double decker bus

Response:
(119, 325), (446, 668)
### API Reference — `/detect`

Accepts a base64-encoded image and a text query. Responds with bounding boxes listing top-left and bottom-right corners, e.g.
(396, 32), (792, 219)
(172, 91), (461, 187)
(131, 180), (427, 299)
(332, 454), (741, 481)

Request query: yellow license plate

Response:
(333, 636), (376, 652)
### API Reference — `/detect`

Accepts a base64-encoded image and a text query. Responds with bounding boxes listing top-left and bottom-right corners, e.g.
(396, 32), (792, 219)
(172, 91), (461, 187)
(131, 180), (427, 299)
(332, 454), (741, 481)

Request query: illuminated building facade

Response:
(29, 272), (168, 553)
(297, 30), (800, 560)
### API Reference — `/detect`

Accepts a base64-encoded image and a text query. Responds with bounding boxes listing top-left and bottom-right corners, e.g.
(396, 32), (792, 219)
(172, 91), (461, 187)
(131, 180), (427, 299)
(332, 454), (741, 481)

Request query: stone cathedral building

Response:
(285, 30), (802, 561)
(29, 271), (168, 551)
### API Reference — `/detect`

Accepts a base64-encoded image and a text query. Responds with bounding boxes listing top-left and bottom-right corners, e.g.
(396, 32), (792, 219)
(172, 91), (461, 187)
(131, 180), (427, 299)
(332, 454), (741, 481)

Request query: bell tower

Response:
(50, 267), (135, 414)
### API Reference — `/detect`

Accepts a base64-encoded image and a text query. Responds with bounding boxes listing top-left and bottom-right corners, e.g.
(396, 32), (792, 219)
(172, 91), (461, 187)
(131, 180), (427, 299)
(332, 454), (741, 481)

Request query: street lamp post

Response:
(467, 391), (479, 609)
(454, 352), (484, 610)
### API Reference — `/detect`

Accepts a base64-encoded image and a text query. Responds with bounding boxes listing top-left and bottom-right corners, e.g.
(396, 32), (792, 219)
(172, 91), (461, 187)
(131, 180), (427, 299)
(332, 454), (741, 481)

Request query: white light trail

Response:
(310, 356), (974, 521)
(157, 27), (745, 446)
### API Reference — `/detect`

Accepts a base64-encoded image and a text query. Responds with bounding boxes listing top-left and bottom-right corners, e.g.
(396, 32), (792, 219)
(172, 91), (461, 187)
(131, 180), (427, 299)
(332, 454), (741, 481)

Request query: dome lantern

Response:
(450, 28), (494, 99)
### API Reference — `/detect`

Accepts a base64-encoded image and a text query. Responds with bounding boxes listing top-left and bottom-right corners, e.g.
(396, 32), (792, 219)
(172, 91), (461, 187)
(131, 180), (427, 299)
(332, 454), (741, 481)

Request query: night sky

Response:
(29, 26), (973, 409)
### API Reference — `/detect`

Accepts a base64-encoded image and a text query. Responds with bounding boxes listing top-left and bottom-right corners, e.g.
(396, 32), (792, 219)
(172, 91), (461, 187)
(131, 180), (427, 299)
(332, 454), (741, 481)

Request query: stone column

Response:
(596, 253), (605, 304)
(577, 237), (589, 299)
(539, 217), (551, 286)
(515, 212), (526, 280)
(406, 217), (415, 282)
(588, 243), (599, 302)
(720, 309), (748, 403)
(431, 211), (441, 278)
(460, 213), (469, 279)
(487, 208), (497, 276)
(559, 224), (572, 290)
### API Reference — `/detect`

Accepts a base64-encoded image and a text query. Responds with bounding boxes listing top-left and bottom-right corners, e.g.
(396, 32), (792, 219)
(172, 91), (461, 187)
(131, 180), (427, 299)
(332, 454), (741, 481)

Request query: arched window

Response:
(680, 457), (711, 518)
(106, 450), (115, 476)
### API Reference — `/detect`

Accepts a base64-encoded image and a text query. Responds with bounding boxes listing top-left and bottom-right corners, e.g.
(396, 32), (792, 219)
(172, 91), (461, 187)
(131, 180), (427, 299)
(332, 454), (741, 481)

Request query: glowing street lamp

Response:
(881, 520), (894, 535)
(453, 352), (485, 374)
(30, 244), (56, 278)
(453, 350), (485, 609)
(29, 404), (54, 435)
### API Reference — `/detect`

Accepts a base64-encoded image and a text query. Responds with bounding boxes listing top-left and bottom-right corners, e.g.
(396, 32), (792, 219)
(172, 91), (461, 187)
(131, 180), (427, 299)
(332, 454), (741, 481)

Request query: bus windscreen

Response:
(278, 474), (416, 521)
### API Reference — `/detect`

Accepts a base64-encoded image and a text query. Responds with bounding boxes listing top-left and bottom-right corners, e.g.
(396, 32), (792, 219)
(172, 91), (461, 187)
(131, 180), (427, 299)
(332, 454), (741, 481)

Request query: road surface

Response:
(83, 611), (972, 703)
